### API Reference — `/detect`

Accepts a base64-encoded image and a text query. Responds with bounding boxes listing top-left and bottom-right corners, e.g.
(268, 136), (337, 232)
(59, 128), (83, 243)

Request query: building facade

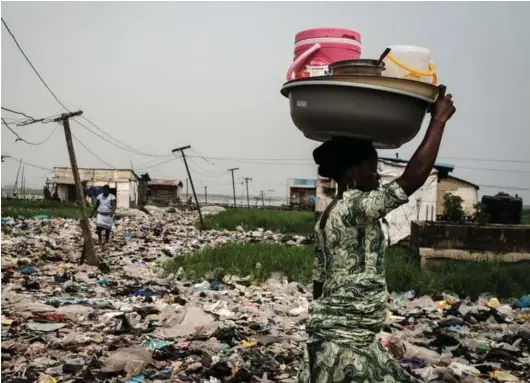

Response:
(148, 179), (184, 204)
(287, 178), (317, 207)
(52, 167), (138, 209)
(436, 176), (479, 217)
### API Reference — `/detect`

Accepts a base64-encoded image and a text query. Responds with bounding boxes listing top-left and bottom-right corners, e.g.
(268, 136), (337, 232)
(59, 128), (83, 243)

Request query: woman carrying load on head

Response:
(298, 85), (456, 383)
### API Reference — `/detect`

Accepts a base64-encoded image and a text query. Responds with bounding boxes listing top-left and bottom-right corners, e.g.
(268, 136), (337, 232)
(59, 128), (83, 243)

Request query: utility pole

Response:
(53, 111), (97, 266)
(228, 168), (239, 208)
(20, 166), (25, 200)
(204, 186), (208, 205)
(186, 178), (189, 200)
(12, 158), (22, 197)
(259, 190), (265, 207)
(172, 146), (204, 229)
(243, 177), (252, 208)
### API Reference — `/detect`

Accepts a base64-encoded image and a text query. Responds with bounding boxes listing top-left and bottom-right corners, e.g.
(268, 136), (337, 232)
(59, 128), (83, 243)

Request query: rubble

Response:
(1, 209), (529, 382)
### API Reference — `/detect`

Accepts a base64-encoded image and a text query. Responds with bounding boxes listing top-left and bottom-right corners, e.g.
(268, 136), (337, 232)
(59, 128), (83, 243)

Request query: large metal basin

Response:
(281, 78), (435, 149)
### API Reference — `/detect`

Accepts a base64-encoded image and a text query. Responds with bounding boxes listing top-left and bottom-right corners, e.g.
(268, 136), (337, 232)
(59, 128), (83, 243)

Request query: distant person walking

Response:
(91, 185), (116, 247)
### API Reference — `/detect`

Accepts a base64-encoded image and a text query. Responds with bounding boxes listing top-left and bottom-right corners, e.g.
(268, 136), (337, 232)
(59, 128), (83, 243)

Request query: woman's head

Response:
(313, 137), (380, 191)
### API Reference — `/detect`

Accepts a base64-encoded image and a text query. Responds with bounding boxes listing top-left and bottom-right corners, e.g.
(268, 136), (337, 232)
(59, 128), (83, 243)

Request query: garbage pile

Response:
(2, 208), (530, 382)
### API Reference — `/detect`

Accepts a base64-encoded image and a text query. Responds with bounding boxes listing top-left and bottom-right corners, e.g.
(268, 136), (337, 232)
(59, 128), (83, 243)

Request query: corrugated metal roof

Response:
(148, 179), (183, 187)
(53, 167), (138, 184)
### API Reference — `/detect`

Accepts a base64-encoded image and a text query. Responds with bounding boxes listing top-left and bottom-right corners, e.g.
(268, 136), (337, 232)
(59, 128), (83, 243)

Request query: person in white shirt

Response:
(91, 185), (117, 246)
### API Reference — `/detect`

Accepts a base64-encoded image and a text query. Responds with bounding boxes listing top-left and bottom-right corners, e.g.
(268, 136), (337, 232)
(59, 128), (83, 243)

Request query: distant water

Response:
(193, 193), (287, 207)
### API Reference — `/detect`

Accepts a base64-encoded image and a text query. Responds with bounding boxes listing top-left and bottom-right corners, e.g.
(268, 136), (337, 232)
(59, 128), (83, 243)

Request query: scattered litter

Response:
(1, 212), (529, 382)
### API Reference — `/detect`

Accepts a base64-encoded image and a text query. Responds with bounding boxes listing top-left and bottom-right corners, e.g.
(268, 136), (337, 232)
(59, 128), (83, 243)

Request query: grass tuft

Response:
(1, 199), (81, 219)
(165, 243), (530, 299)
(203, 209), (315, 236)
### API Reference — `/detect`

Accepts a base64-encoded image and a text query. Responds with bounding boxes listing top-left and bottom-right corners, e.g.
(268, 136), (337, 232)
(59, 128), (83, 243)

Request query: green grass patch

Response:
(165, 243), (530, 299)
(1, 199), (81, 219)
(202, 209), (314, 235)
(166, 243), (313, 284)
(523, 209), (530, 225)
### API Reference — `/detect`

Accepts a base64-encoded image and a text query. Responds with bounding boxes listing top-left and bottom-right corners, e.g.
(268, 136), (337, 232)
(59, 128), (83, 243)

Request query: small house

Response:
(287, 178), (317, 206)
(52, 167), (139, 209)
(436, 175), (479, 218)
(148, 179), (184, 204)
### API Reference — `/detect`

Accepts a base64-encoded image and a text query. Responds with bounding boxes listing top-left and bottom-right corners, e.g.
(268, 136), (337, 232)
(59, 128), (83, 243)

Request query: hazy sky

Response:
(2, 2), (530, 201)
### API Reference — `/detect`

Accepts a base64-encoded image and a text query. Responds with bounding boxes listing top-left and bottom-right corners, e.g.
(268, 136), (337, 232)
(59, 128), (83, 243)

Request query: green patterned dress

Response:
(298, 181), (420, 383)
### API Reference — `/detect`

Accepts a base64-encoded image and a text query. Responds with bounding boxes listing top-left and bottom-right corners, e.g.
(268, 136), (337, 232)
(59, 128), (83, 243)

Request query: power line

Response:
(189, 155), (530, 172)
(4, 155), (54, 172)
(1, 106), (36, 120)
(435, 155), (530, 165)
(1, 18), (70, 111)
(2, 118), (59, 145)
(456, 166), (530, 174)
(2, 17), (169, 159)
(187, 156), (226, 177)
(76, 116), (170, 158)
(72, 133), (115, 169)
(189, 153), (530, 166)
(478, 184), (530, 192)
(190, 149), (224, 167)
(135, 157), (177, 172)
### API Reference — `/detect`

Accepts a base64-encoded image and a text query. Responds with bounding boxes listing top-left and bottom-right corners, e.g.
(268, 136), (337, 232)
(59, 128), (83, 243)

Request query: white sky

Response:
(2, 2), (530, 201)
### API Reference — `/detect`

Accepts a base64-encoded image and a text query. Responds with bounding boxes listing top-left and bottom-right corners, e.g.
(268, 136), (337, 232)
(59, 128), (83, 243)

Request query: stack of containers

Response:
(281, 27), (441, 148)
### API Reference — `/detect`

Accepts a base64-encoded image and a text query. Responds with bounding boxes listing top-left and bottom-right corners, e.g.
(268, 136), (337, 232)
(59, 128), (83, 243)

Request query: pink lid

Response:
(295, 28), (361, 43)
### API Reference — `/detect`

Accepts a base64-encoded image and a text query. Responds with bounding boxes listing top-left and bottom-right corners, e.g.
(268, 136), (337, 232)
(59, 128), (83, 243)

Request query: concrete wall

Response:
(56, 182), (135, 208)
(116, 182), (130, 209)
(54, 168), (137, 208)
(437, 178), (478, 217)
(57, 184), (68, 202)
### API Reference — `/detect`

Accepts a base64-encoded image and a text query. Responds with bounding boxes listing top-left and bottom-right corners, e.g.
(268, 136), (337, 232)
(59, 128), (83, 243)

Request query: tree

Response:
(443, 193), (464, 223)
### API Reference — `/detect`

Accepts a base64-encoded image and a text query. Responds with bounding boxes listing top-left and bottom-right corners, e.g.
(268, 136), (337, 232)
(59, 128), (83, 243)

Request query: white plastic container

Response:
(382, 45), (437, 85)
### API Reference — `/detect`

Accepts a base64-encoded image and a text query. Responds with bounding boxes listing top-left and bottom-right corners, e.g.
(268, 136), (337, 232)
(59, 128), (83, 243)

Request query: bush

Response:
(443, 193), (465, 223)
(165, 243), (530, 299)
(202, 209), (315, 236)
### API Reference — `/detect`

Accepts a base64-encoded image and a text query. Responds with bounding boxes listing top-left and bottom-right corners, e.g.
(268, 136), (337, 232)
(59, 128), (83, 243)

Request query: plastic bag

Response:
(101, 347), (152, 379)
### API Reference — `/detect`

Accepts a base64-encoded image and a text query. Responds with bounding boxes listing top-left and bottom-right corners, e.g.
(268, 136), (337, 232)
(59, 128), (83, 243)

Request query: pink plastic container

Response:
(286, 28), (362, 81)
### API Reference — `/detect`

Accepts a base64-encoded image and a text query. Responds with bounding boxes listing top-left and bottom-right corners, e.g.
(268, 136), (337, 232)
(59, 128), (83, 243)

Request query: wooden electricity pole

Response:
(12, 158), (22, 197)
(244, 177), (252, 208)
(228, 167), (239, 208)
(20, 166), (25, 200)
(204, 186), (208, 205)
(53, 111), (97, 266)
(172, 146), (204, 229)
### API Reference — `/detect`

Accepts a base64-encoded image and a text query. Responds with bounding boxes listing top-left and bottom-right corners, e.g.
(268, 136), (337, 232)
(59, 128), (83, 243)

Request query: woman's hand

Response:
(431, 85), (456, 124)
